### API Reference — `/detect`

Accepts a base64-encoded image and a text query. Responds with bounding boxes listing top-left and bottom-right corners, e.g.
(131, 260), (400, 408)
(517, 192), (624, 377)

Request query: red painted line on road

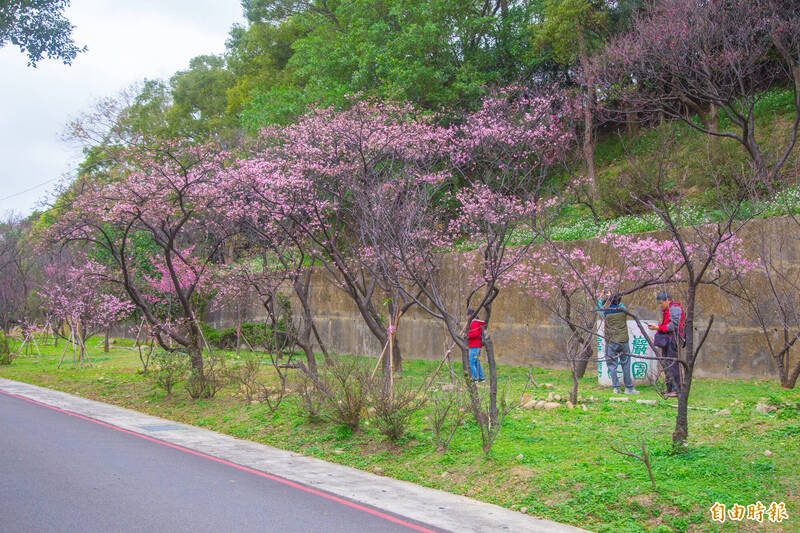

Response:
(0, 389), (438, 533)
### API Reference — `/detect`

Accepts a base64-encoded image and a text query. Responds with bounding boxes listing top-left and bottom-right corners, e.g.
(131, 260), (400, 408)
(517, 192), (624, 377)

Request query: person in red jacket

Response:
(648, 291), (685, 397)
(466, 309), (485, 382)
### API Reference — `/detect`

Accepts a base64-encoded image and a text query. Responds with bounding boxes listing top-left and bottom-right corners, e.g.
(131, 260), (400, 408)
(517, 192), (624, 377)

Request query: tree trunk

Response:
(673, 288), (696, 445)
(578, 34), (597, 201)
(392, 336), (402, 374)
(297, 308), (318, 375)
(311, 321), (332, 365)
(673, 370), (691, 445)
(573, 342), (593, 379)
(293, 272), (319, 373)
(781, 358), (800, 389)
(104, 328), (110, 353)
(708, 103), (719, 133)
(188, 328), (204, 376)
(484, 334), (499, 426)
(301, 343), (318, 375)
(570, 371), (579, 405)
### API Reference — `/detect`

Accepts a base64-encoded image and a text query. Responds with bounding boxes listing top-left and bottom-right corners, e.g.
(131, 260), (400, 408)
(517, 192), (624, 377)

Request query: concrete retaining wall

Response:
(206, 217), (800, 380)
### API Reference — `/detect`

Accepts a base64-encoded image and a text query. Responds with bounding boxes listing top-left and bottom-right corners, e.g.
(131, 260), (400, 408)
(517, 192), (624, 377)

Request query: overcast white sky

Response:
(0, 0), (244, 218)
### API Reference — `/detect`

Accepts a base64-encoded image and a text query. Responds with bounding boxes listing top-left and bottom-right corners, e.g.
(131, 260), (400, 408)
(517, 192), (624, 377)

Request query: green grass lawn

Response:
(1, 337), (798, 532)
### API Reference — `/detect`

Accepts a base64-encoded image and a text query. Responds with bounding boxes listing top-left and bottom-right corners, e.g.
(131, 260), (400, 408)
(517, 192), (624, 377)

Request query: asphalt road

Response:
(0, 392), (440, 533)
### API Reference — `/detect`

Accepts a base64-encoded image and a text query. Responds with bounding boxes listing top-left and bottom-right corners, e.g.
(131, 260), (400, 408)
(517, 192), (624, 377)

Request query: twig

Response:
(611, 439), (656, 491)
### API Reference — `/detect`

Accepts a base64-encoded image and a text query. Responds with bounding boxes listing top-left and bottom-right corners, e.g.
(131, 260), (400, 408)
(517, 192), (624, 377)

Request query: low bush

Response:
(426, 383), (469, 450)
(292, 371), (326, 421)
(225, 353), (263, 402)
(366, 376), (427, 442)
(185, 356), (227, 399)
(151, 351), (189, 396)
(0, 333), (13, 365)
(304, 358), (369, 432)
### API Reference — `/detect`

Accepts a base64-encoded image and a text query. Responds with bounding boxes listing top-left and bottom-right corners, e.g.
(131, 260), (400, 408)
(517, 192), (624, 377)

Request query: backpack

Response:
(670, 301), (686, 346)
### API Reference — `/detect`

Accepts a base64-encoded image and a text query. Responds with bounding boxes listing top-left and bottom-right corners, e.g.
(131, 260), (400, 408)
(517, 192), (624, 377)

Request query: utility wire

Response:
(0, 176), (62, 203)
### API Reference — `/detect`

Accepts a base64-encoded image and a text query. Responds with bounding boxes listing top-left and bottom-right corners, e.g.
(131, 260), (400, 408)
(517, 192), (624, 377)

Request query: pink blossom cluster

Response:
(40, 259), (134, 332)
(144, 246), (212, 299)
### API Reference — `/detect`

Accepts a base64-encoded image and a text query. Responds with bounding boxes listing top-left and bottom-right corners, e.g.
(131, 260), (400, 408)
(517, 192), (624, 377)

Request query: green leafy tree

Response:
(225, 18), (303, 122)
(167, 55), (238, 144)
(0, 0), (85, 66)
(534, 0), (608, 199)
(532, 0), (641, 200)
(239, 0), (537, 129)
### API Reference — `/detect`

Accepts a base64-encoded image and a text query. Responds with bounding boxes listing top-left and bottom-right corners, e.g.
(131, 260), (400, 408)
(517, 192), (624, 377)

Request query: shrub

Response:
(292, 371), (326, 421)
(200, 325), (220, 347)
(366, 376), (426, 442)
(185, 356), (227, 399)
(0, 333), (13, 365)
(151, 351), (189, 396)
(305, 357), (369, 432)
(426, 384), (469, 450)
(225, 353), (263, 402)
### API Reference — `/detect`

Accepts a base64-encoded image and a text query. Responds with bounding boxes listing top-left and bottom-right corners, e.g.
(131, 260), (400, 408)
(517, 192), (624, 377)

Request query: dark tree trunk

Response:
(570, 373), (579, 405)
(573, 344), (593, 379)
(188, 327), (204, 376)
(673, 287), (696, 445)
(392, 337), (402, 374)
(673, 371), (691, 444)
(781, 360), (800, 389)
(578, 34), (597, 201)
(484, 335), (499, 426)
(301, 343), (318, 375)
(311, 321), (332, 365)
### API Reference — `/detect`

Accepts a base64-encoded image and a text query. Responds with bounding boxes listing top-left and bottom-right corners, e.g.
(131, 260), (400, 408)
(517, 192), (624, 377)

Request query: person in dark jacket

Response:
(602, 294), (639, 394)
(648, 291), (684, 397)
(466, 309), (485, 383)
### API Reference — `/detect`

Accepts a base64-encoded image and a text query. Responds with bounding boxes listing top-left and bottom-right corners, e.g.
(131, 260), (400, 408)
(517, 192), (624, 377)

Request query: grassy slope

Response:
(565, 89), (800, 230)
(1, 338), (798, 533)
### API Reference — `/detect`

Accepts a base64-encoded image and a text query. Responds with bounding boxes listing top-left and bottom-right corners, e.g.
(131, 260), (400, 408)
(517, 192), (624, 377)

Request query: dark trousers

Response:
(662, 340), (681, 393)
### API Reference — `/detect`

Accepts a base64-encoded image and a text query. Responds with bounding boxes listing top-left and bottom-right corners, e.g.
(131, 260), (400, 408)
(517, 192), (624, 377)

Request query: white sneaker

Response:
(625, 388), (640, 394)
(613, 387), (621, 394)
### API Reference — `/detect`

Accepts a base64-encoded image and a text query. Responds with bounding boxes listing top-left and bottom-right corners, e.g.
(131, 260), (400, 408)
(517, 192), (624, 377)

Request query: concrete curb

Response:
(0, 378), (589, 533)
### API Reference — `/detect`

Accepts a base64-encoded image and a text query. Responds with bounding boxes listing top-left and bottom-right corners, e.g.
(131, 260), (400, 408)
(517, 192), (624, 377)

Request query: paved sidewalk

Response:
(0, 378), (588, 533)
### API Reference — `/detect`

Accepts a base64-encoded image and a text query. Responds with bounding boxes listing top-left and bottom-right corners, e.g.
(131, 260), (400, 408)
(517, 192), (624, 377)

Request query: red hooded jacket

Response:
(468, 319), (485, 348)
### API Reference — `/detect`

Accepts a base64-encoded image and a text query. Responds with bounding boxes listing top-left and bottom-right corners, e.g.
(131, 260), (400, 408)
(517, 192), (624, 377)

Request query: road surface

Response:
(0, 391), (440, 533)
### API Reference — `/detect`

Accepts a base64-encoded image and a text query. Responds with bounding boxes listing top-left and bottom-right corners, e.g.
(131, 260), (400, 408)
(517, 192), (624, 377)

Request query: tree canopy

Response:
(0, 0), (85, 66)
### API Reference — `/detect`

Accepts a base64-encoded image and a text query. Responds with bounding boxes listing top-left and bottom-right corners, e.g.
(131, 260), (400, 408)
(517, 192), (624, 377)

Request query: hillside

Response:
(547, 89), (800, 242)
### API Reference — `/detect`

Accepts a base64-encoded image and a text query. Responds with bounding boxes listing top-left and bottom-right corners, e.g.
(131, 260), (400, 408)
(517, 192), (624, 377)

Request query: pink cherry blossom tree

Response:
(228, 100), (447, 377)
(509, 231), (682, 403)
(360, 87), (577, 445)
(588, 0), (800, 182)
(604, 129), (758, 445)
(0, 215), (33, 333)
(47, 140), (235, 393)
(39, 256), (133, 366)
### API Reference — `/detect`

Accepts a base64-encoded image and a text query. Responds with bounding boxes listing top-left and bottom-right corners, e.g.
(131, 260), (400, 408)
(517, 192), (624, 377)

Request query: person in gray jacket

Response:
(602, 293), (639, 394)
(648, 291), (685, 397)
